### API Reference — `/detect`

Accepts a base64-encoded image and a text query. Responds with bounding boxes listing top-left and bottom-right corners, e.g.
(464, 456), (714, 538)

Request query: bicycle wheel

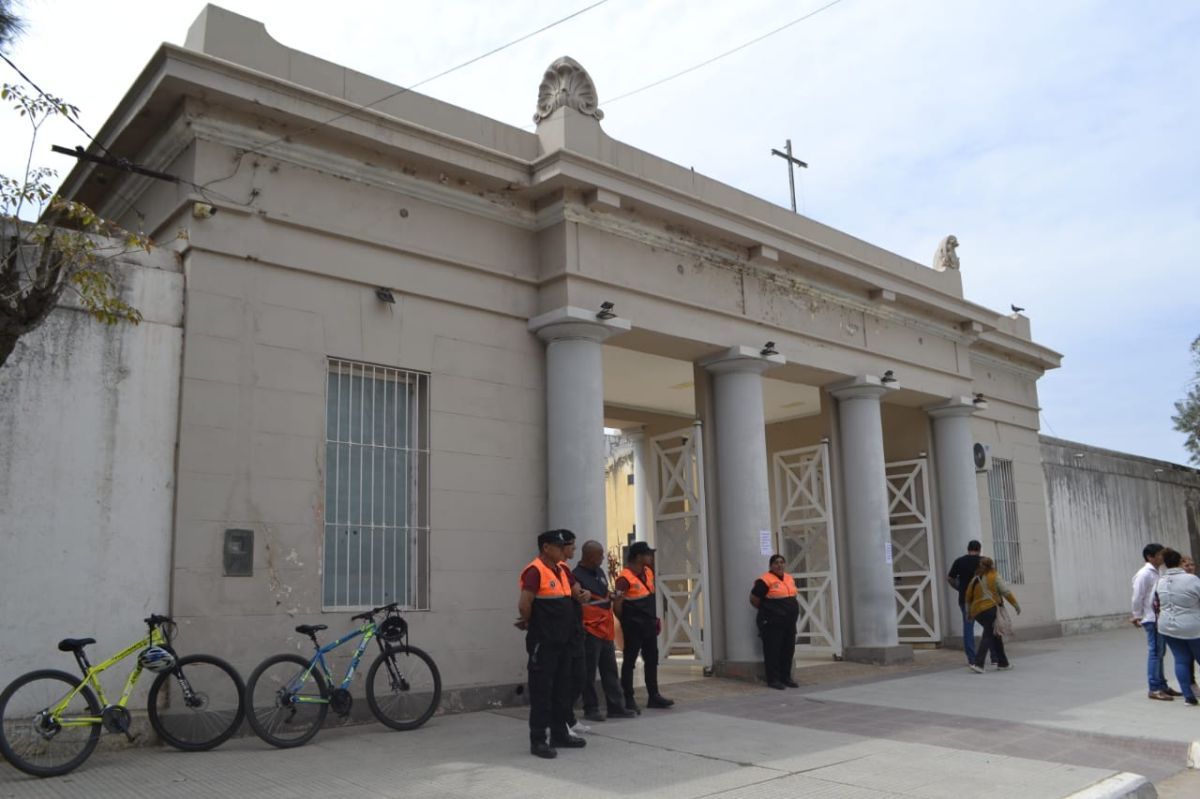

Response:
(245, 654), (328, 748)
(365, 645), (441, 731)
(0, 669), (102, 777)
(148, 654), (246, 751)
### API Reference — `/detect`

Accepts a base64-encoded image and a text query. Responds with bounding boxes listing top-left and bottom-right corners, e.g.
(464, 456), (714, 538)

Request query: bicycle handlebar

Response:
(350, 602), (400, 622)
(144, 613), (173, 627)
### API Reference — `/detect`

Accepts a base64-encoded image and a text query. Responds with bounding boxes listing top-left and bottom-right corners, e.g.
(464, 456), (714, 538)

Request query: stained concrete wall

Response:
(0, 250), (183, 691)
(1043, 437), (1200, 629)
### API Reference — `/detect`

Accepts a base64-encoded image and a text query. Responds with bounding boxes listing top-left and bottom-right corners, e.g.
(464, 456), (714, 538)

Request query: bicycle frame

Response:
(291, 622), (381, 704)
(50, 627), (168, 728)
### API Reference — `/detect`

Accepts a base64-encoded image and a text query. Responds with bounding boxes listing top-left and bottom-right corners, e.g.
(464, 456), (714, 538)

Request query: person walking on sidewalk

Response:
(947, 540), (983, 665)
(750, 554), (801, 690)
(573, 540), (637, 722)
(965, 557), (1020, 673)
(1132, 543), (1181, 701)
(614, 541), (674, 712)
(1155, 548), (1200, 706)
(516, 530), (589, 758)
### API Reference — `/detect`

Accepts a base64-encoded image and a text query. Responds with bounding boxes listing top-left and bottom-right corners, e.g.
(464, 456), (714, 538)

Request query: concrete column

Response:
(628, 428), (652, 543)
(703, 345), (784, 669)
(529, 307), (630, 539)
(829, 375), (912, 664)
(927, 396), (984, 613)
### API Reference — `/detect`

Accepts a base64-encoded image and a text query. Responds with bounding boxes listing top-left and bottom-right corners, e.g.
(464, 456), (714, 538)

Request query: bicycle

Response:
(245, 602), (441, 748)
(0, 614), (246, 778)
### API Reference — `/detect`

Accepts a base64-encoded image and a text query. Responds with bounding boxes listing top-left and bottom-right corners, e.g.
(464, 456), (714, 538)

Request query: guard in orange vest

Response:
(573, 540), (637, 721)
(517, 529), (589, 758)
(614, 541), (674, 711)
(749, 553), (801, 689)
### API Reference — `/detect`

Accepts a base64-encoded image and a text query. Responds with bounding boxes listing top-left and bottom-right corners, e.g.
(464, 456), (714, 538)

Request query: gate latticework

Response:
(885, 458), (941, 642)
(772, 444), (842, 657)
(650, 423), (712, 668)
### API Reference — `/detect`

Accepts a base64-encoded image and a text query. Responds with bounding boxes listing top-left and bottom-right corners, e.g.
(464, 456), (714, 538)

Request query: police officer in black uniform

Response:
(517, 530), (589, 758)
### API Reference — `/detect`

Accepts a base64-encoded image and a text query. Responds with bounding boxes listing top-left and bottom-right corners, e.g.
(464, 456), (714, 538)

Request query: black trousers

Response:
(620, 620), (660, 700)
(761, 623), (797, 684)
(565, 639), (585, 726)
(526, 638), (572, 743)
(973, 607), (1009, 668)
(583, 634), (626, 714)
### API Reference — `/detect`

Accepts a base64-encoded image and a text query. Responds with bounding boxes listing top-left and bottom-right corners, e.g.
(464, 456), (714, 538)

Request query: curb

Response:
(1065, 772), (1157, 799)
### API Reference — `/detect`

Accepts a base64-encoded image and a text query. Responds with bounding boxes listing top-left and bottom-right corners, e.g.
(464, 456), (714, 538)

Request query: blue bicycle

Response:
(244, 603), (440, 748)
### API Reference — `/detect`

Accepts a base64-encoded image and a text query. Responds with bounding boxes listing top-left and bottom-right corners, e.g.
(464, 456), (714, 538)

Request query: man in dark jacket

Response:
(946, 540), (983, 665)
(614, 541), (674, 712)
(573, 540), (636, 721)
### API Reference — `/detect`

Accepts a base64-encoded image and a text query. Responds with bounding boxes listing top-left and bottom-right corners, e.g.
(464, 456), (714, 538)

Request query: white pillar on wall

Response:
(529, 307), (630, 539)
(927, 396), (984, 593)
(628, 428), (652, 543)
(829, 374), (912, 663)
(703, 345), (784, 665)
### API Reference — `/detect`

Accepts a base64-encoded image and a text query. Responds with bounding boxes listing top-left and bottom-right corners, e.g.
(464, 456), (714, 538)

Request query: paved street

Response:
(1, 628), (1196, 798)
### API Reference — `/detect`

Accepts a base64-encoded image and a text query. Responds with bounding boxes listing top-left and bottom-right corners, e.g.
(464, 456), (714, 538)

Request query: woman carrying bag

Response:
(965, 556), (1021, 673)
(1154, 548), (1200, 706)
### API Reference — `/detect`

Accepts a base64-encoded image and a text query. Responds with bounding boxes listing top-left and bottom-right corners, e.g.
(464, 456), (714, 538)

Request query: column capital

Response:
(700, 345), (785, 376)
(925, 395), (980, 418)
(827, 374), (898, 401)
(528, 306), (631, 344)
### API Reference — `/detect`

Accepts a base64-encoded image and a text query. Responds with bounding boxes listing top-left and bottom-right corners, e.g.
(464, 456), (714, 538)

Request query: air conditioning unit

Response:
(973, 443), (993, 473)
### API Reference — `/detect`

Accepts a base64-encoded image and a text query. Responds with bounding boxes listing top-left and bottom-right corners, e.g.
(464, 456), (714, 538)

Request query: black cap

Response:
(538, 530), (569, 549)
(628, 541), (656, 560)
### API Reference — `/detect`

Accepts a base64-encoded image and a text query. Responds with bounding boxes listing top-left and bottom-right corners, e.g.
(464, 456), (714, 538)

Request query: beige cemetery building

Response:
(8, 4), (1122, 698)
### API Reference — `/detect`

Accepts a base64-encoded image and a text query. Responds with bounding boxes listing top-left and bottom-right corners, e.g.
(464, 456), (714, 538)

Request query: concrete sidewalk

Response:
(0, 628), (1194, 798)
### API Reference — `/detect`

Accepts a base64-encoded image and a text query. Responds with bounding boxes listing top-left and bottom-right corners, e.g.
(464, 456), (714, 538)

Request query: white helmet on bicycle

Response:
(138, 645), (176, 673)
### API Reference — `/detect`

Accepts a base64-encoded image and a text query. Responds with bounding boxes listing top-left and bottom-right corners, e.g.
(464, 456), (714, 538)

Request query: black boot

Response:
(647, 693), (675, 708)
(550, 734), (587, 749)
(624, 693), (641, 714)
(531, 739), (557, 759)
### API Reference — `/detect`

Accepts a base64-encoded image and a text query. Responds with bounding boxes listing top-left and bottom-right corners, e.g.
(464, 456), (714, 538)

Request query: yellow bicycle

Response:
(0, 614), (245, 777)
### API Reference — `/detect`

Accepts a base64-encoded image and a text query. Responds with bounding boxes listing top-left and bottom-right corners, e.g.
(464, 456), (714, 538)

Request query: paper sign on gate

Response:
(759, 529), (773, 556)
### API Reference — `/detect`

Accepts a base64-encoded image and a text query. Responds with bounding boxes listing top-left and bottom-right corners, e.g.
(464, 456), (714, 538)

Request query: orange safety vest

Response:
(521, 557), (572, 598)
(581, 601), (615, 640)
(619, 566), (655, 598)
(760, 571), (797, 599)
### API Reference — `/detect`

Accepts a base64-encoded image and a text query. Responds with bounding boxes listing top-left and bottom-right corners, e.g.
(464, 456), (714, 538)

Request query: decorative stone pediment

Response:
(533, 56), (604, 124)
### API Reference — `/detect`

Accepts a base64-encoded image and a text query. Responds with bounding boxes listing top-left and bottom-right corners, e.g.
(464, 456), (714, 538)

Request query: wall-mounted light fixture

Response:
(375, 288), (396, 304)
(880, 370), (897, 384)
(760, 340), (778, 356)
(596, 301), (616, 320)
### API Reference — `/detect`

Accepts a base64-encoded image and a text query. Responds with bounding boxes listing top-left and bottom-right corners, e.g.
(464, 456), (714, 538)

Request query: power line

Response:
(605, 0), (846, 107)
(203, 0), (611, 192)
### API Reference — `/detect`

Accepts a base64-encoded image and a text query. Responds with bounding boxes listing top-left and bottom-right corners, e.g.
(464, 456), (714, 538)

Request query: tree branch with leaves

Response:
(0, 80), (150, 368)
(1172, 335), (1200, 466)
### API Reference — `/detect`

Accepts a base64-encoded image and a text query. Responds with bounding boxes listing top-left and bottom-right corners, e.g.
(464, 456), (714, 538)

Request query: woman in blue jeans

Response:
(1155, 548), (1200, 705)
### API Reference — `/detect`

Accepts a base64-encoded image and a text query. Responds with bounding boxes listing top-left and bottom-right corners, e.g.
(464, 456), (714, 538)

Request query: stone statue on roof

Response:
(932, 235), (960, 271)
(533, 56), (604, 124)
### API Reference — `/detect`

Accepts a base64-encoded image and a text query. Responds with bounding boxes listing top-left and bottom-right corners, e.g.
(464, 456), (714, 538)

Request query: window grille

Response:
(987, 458), (1024, 584)
(324, 359), (429, 610)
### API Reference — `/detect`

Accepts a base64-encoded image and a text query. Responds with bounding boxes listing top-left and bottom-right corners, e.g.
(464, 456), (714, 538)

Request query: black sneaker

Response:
(531, 740), (557, 759)
(583, 710), (606, 722)
(647, 694), (675, 708)
(767, 681), (786, 690)
(607, 706), (637, 718)
(624, 696), (641, 715)
(782, 679), (800, 688)
(550, 734), (587, 749)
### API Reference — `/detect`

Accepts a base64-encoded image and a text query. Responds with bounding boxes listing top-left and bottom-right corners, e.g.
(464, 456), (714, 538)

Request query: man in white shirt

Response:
(1132, 543), (1180, 701)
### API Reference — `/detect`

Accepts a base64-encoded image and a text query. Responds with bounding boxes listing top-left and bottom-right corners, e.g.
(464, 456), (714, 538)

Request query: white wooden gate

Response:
(772, 444), (842, 656)
(885, 458), (941, 642)
(649, 423), (713, 668)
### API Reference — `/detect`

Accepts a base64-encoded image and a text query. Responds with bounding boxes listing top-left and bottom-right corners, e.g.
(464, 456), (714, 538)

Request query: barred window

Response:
(324, 359), (429, 610)
(987, 458), (1023, 584)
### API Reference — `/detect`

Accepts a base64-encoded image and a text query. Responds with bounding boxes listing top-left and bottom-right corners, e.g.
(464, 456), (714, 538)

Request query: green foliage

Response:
(0, 81), (150, 367)
(1172, 335), (1200, 466)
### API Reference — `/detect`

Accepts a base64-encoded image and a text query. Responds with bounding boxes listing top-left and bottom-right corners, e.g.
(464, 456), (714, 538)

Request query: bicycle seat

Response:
(295, 625), (327, 635)
(57, 638), (96, 653)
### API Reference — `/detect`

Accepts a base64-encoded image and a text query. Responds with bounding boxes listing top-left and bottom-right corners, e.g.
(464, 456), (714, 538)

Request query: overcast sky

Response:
(2, 0), (1197, 464)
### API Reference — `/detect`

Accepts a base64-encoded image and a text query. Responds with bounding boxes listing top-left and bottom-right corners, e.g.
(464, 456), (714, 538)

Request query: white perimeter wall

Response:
(0, 253), (183, 691)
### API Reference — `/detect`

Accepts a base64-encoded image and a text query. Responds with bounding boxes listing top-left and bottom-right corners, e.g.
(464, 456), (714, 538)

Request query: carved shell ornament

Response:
(533, 56), (604, 123)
